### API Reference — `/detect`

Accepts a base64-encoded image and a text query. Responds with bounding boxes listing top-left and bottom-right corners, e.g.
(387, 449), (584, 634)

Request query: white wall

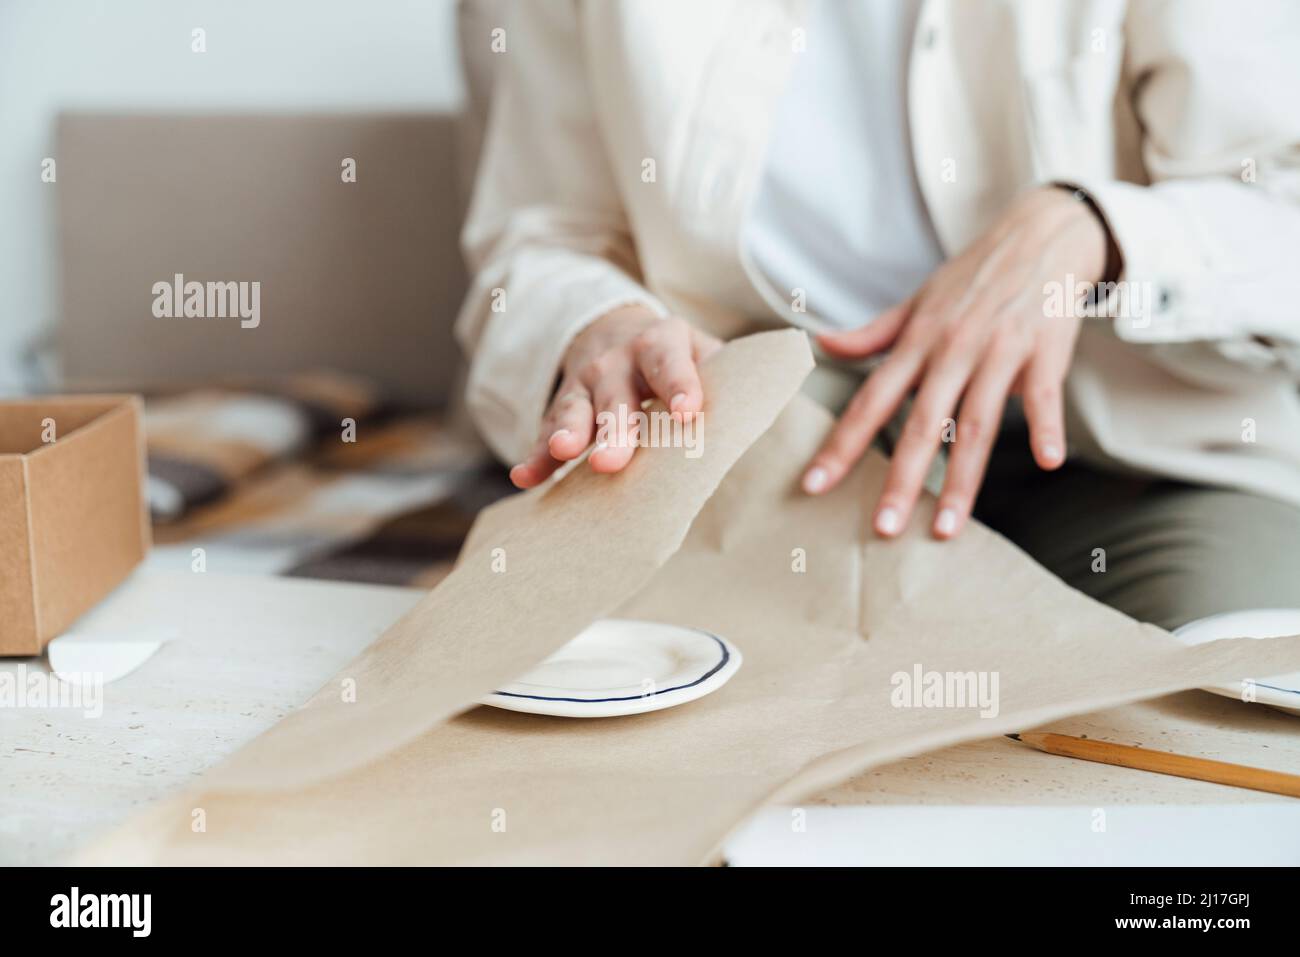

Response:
(0, 0), (464, 393)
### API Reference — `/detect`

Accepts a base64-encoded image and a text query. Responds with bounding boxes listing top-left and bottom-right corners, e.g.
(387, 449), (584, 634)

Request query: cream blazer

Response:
(456, 0), (1300, 506)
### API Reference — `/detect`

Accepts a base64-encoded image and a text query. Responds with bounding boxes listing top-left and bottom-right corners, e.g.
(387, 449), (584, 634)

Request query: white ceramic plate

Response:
(482, 619), (742, 718)
(1173, 609), (1300, 716)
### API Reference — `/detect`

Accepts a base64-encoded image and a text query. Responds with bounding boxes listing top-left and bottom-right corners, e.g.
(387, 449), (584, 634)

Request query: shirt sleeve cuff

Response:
(1055, 179), (1233, 343)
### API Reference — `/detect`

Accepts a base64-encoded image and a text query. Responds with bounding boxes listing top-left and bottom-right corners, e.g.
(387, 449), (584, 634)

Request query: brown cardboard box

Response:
(0, 396), (150, 656)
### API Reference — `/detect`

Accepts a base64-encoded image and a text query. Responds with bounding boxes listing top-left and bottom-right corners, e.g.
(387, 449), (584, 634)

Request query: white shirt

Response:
(746, 0), (945, 329)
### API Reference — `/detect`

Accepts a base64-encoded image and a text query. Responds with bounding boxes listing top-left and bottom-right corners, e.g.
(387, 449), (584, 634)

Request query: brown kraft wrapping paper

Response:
(76, 330), (1300, 864)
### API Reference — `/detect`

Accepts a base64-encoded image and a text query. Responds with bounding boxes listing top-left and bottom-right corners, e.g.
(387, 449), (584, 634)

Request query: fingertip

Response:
(815, 330), (856, 355)
(509, 464), (537, 489)
(819, 338), (881, 363)
(668, 391), (694, 416)
(588, 442), (633, 473)
(932, 506), (962, 540)
(668, 387), (703, 419)
(1035, 442), (1065, 471)
(874, 505), (903, 538)
(547, 429), (583, 459)
(816, 322), (889, 359)
(819, 302), (908, 358)
(801, 465), (831, 495)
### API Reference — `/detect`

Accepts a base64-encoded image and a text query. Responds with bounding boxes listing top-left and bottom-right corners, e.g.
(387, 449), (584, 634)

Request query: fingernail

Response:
(934, 507), (958, 537)
(670, 392), (687, 412)
(1041, 443), (1062, 464)
(802, 466), (829, 495)
(592, 441), (608, 455)
(875, 506), (901, 536)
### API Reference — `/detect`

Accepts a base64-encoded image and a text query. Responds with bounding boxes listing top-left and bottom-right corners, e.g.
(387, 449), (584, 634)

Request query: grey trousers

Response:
(973, 422), (1300, 631)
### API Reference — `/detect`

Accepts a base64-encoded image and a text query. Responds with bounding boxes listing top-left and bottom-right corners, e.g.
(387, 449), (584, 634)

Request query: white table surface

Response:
(725, 804), (1300, 866)
(3, 569), (1297, 866)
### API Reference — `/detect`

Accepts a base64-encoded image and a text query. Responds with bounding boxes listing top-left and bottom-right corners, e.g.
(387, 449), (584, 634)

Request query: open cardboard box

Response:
(0, 396), (150, 656)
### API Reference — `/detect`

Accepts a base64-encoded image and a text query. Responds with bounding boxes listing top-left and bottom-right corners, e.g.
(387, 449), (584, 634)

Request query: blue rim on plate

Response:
(482, 620), (744, 718)
(1172, 608), (1300, 713)
(491, 632), (730, 703)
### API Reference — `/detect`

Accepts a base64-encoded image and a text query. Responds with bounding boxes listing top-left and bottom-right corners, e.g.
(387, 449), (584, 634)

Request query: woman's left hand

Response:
(800, 186), (1108, 540)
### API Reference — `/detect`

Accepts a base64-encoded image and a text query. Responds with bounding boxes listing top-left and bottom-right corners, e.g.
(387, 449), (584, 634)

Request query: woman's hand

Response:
(801, 186), (1108, 539)
(509, 305), (720, 488)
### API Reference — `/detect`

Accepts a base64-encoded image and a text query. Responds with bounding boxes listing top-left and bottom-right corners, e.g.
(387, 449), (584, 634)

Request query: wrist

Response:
(1053, 185), (1122, 285)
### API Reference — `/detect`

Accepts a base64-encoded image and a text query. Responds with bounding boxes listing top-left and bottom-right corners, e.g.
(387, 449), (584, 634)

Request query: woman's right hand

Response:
(509, 305), (720, 489)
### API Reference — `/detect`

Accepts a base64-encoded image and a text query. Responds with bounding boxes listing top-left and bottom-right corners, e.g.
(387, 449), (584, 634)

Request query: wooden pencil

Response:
(1006, 731), (1300, 799)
